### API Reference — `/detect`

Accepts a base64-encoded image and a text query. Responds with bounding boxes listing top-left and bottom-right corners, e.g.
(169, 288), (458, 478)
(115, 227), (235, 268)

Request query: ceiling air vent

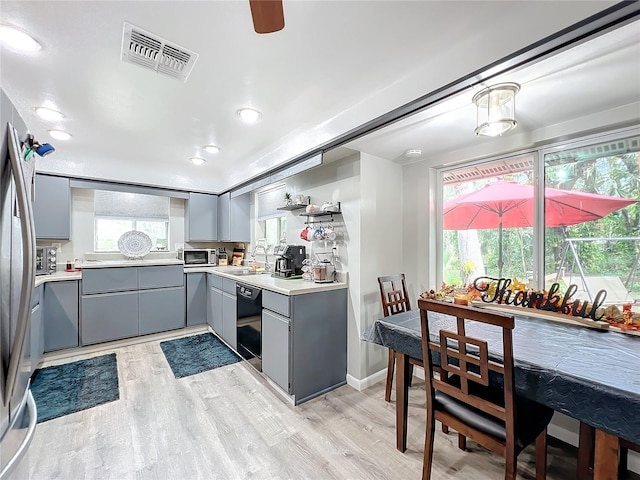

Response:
(121, 22), (199, 82)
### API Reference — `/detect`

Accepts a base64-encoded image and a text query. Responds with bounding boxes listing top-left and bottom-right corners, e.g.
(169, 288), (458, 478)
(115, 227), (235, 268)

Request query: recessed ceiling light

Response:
(404, 149), (422, 158)
(48, 130), (72, 141)
(0, 25), (41, 53)
(190, 157), (206, 166)
(204, 145), (220, 154)
(36, 107), (64, 122)
(237, 107), (262, 124)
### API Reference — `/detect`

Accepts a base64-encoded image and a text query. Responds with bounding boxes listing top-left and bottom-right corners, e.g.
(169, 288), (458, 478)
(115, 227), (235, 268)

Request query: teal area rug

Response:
(30, 353), (119, 423)
(160, 333), (240, 378)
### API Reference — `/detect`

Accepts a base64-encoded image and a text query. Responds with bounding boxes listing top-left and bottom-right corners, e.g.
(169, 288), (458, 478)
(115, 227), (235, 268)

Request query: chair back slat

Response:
(418, 298), (516, 424)
(378, 274), (411, 317)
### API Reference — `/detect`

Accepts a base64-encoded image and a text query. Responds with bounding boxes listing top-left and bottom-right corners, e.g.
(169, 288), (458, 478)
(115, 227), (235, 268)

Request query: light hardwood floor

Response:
(28, 335), (631, 480)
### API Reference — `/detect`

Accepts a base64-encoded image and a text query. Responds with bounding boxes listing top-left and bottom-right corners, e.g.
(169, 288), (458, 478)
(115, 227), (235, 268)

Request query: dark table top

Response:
(362, 309), (640, 443)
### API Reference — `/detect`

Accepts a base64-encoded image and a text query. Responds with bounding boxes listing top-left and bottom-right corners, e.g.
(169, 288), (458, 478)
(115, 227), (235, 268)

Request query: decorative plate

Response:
(117, 231), (152, 259)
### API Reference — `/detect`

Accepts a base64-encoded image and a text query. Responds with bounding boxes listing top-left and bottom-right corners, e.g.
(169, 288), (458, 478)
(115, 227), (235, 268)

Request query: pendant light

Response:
(472, 83), (520, 137)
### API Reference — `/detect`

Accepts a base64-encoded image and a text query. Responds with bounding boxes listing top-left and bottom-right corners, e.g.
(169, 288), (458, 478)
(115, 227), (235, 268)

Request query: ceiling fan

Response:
(249, 0), (285, 34)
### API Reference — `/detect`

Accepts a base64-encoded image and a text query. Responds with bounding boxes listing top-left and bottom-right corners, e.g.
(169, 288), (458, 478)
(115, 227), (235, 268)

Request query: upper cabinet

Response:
(186, 193), (218, 241)
(217, 192), (230, 241)
(218, 192), (250, 242)
(33, 174), (71, 240)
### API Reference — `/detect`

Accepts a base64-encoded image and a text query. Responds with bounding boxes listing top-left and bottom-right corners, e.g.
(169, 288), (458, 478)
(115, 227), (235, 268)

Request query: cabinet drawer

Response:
(208, 273), (223, 290)
(263, 290), (290, 317)
(81, 291), (139, 345)
(139, 287), (185, 335)
(222, 278), (236, 295)
(138, 265), (184, 289)
(82, 267), (138, 294)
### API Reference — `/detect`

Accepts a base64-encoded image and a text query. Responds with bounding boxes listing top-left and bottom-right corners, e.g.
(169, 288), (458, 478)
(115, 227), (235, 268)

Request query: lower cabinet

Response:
(186, 272), (207, 326)
(43, 280), (79, 352)
(221, 291), (237, 349)
(30, 285), (44, 373)
(207, 274), (223, 334)
(262, 308), (290, 392)
(139, 287), (186, 335)
(261, 288), (348, 405)
(81, 291), (139, 345)
(81, 266), (185, 346)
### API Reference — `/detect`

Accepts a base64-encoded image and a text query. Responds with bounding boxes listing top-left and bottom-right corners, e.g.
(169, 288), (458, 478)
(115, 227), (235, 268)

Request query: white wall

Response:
(254, 152), (405, 382)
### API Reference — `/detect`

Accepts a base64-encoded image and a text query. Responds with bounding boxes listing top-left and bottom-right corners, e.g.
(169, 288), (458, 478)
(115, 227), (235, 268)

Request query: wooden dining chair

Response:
(418, 298), (554, 480)
(378, 274), (414, 402)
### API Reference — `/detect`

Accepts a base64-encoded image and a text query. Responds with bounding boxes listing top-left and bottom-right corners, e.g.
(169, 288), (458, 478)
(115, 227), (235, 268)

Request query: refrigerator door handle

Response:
(3, 123), (35, 406)
(0, 391), (37, 480)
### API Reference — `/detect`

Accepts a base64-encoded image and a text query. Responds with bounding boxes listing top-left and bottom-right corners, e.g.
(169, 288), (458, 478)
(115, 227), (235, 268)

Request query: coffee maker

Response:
(273, 245), (306, 278)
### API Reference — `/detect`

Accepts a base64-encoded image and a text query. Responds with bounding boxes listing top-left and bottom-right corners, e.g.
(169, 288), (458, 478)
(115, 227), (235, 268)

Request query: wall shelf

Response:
(300, 202), (342, 224)
(277, 196), (310, 211)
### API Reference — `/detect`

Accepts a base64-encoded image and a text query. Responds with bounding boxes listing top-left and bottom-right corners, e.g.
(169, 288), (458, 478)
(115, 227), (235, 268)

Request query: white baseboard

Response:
(346, 369), (387, 391)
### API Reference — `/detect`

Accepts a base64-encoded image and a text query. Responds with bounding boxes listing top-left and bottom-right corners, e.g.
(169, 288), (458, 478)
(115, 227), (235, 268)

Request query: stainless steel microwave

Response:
(36, 246), (57, 275)
(178, 248), (217, 266)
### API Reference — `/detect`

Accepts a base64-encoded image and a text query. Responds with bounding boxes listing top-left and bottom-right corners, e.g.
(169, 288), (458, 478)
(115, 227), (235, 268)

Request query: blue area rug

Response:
(30, 353), (119, 423)
(160, 333), (241, 378)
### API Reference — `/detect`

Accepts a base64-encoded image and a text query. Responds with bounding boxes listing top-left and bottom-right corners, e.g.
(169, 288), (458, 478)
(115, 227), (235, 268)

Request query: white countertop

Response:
(185, 266), (348, 296)
(35, 270), (82, 287)
(35, 263), (348, 296)
(81, 259), (184, 268)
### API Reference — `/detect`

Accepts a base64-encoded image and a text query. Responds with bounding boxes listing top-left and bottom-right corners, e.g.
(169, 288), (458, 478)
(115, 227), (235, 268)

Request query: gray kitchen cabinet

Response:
(30, 285), (44, 373)
(81, 291), (139, 345)
(81, 265), (186, 345)
(139, 287), (185, 335)
(221, 291), (237, 349)
(33, 174), (71, 240)
(217, 192), (230, 241)
(186, 192), (218, 241)
(186, 272), (207, 326)
(262, 308), (290, 393)
(261, 288), (347, 405)
(217, 192), (250, 242)
(139, 265), (183, 289)
(82, 267), (138, 294)
(43, 280), (79, 352)
(207, 274), (223, 334)
(230, 192), (250, 241)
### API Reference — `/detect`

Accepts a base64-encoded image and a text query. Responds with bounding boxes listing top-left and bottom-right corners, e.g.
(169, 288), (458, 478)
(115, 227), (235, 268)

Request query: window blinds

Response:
(94, 190), (169, 219)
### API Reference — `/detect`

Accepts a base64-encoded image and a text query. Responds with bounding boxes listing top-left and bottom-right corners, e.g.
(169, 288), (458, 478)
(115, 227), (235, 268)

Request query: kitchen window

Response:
(439, 128), (640, 306)
(255, 184), (287, 253)
(94, 190), (169, 251)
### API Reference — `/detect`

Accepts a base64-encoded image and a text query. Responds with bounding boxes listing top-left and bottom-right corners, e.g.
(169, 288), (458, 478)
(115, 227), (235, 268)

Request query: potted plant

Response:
(283, 191), (292, 206)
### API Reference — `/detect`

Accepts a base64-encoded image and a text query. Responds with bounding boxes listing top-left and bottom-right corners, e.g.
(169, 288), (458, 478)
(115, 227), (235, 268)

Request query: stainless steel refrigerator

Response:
(0, 91), (38, 479)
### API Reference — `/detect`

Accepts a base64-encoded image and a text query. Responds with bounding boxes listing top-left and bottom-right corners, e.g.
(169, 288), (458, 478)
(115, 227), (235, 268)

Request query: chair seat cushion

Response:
(435, 385), (554, 452)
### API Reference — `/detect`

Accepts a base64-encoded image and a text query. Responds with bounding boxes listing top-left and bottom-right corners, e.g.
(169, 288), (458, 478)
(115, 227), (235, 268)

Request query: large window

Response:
(94, 190), (170, 251)
(442, 154), (535, 285)
(441, 130), (640, 305)
(543, 134), (640, 304)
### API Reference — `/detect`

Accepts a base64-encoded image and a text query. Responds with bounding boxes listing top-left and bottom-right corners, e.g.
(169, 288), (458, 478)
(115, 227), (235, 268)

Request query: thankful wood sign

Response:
(472, 277), (608, 321)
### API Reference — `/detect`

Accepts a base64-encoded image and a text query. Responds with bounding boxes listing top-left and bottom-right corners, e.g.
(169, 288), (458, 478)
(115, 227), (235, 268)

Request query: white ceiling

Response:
(345, 19), (640, 167)
(0, 1), (624, 193)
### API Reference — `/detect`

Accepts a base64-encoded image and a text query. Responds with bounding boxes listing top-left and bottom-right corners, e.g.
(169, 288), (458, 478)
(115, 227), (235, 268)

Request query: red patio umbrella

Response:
(443, 181), (638, 277)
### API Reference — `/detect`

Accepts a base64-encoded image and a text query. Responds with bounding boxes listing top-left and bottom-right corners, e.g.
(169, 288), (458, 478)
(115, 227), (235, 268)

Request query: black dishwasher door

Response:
(236, 283), (262, 371)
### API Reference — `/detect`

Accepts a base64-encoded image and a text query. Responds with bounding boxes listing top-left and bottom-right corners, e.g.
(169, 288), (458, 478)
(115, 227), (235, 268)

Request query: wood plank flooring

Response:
(28, 335), (635, 480)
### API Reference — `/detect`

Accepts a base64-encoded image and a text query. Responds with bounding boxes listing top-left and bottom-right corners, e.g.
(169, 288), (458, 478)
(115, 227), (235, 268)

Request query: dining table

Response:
(362, 307), (640, 480)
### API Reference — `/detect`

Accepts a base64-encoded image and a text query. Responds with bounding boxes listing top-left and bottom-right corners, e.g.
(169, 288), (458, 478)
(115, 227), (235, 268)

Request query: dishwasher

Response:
(236, 283), (262, 371)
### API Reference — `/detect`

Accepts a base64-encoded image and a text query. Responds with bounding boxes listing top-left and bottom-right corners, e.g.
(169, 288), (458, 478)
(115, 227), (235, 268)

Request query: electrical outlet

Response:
(52, 242), (62, 253)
